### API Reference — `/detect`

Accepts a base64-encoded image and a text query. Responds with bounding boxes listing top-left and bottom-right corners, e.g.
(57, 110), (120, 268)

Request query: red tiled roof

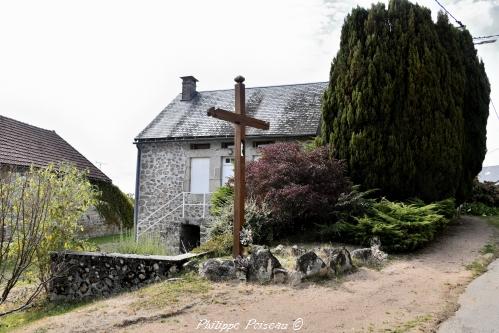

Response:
(0, 115), (110, 182)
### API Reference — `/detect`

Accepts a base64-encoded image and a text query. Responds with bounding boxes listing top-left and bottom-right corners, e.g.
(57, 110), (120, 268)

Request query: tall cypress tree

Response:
(321, 0), (490, 202)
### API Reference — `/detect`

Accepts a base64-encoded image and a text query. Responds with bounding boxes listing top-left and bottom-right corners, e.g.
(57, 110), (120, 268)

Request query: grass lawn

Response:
(85, 231), (170, 256)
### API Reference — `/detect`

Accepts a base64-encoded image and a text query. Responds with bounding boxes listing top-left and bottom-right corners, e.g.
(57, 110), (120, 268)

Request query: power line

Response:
(492, 100), (499, 122)
(474, 39), (497, 45)
(433, 0), (465, 29)
(473, 34), (499, 40)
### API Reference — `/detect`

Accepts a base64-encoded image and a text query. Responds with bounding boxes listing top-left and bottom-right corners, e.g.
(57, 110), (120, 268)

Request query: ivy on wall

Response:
(92, 180), (134, 229)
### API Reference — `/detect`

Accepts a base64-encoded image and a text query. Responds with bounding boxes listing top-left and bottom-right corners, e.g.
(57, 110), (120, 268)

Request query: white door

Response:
(190, 158), (210, 193)
(222, 157), (234, 185)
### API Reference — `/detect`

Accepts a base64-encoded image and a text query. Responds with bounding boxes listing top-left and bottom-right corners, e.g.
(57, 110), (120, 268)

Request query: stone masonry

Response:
(49, 251), (200, 301)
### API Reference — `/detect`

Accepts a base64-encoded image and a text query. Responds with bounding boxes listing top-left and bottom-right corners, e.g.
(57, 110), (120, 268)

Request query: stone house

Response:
(134, 76), (327, 254)
(0, 115), (119, 237)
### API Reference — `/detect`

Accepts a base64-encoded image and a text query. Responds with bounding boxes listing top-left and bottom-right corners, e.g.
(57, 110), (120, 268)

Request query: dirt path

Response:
(16, 216), (498, 333)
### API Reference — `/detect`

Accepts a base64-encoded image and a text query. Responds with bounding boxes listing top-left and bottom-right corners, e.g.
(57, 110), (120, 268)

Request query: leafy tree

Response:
(321, 0), (490, 202)
(246, 142), (351, 235)
(0, 164), (96, 316)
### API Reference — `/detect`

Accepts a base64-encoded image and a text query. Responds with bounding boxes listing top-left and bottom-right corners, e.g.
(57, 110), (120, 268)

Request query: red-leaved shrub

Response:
(246, 142), (351, 235)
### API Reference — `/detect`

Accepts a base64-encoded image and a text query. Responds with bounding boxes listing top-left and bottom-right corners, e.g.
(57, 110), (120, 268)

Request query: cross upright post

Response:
(233, 75), (246, 257)
(207, 76), (269, 258)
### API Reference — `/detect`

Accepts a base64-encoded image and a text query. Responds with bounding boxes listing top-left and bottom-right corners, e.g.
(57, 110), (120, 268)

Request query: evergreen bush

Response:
(318, 198), (455, 252)
(321, 0), (490, 202)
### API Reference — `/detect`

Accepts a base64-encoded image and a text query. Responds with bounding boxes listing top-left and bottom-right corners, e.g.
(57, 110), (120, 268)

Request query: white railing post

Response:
(182, 192), (186, 218)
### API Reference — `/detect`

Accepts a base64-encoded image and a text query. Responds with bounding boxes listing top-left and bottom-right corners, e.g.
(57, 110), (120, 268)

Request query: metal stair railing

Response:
(136, 192), (183, 238)
(136, 192), (212, 238)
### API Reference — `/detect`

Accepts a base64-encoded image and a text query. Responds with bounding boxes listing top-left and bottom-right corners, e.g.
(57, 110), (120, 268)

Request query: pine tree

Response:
(321, 0), (490, 202)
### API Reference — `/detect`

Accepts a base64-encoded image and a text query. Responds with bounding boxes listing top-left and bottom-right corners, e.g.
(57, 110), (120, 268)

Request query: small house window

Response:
(221, 142), (234, 149)
(190, 143), (210, 150)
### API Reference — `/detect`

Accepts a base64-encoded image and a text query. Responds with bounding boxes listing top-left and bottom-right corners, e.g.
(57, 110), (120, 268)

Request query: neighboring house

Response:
(479, 165), (499, 183)
(0, 115), (119, 237)
(134, 76), (327, 254)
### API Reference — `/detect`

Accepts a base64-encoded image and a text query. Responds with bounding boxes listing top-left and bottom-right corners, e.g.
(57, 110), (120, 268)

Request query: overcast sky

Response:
(1, 0), (497, 193)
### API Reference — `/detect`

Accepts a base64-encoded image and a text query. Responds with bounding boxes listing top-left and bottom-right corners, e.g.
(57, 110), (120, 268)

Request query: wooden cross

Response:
(207, 75), (270, 257)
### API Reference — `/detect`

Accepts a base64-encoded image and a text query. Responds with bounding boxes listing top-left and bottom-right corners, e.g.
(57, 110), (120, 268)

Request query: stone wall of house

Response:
(77, 206), (120, 238)
(135, 137), (309, 254)
(48, 251), (195, 301)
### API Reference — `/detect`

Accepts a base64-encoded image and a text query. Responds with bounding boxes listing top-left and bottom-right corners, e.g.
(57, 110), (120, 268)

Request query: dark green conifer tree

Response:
(321, 0), (490, 202)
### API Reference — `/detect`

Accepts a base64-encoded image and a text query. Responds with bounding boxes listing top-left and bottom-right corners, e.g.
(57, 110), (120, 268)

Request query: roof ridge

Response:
(0, 114), (55, 133)
(197, 81), (328, 93)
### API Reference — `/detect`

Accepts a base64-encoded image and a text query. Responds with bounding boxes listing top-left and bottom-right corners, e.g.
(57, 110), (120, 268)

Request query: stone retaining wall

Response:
(49, 251), (199, 301)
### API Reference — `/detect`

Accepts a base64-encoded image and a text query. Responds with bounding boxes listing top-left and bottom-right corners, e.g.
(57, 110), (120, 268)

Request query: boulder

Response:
(234, 256), (250, 282)
(291, 245), (305, 256)
(328, 247), (353, 274)
(288, 271), (305, 286)
(351, 248), (373, 261)
(199, 259), (236, 281)
(273, 268), (288, 284)
(273, 244), (285, 255)
(351, 244), (388, 264)
(295, 251), (327, 278)
(247, 247), (282, 283)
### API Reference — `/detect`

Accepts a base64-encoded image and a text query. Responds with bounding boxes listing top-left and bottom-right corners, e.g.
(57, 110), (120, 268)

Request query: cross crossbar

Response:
(207, 107), (269, 130)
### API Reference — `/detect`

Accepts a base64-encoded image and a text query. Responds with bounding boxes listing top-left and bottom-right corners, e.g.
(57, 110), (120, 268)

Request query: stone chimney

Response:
(180, 76), (198, 101)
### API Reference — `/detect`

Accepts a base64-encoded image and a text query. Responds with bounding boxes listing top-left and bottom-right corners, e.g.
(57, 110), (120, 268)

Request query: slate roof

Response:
(0, 115), (110, 182)
(135, 81), (328, 141)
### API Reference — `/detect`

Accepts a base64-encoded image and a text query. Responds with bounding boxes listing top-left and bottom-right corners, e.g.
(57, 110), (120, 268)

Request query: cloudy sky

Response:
(1, 0), (497, 193)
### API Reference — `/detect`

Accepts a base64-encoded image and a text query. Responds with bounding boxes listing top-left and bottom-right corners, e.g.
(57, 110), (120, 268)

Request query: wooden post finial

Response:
(234, 75), (245, 83)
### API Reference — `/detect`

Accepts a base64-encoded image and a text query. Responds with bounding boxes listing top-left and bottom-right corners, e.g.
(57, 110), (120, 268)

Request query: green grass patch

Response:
(0, 300), (89, 333)
(86, 232), (126, 246)
(466, 260), (489, 277)
(131, 272), (211, 310)
(86, 231), (170, 256)
(192, 233), (232, 257)
(384, 314), (433, 333)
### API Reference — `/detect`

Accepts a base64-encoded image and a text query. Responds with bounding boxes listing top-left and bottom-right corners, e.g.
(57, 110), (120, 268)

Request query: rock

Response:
(153, 263), (160, 271)
(169, 265), (178, 274)
(295, 251), (327, 278)
(351, 248), (373, 261)
(234, 256), (250, 282)
(79, 282), (89, 294)
(291, 245), (305, 256)
(351, 243), (388, 264)
(199, 259), (236, 281)
(328, 247), (353, 274)
(288, 271), (305, 286)
(273, 244), (285, 255)
(248, 247), (282, 283)
(273, 268), (288, 284)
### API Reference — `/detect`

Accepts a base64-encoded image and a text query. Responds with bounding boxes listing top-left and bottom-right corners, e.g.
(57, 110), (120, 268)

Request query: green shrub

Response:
(209, 198), (274, 245)
(210, 185), (233, 217)
(318, 198), (455, 252)
(462, 202), (499, 216)
(192, 233), (232, 257)
(93, 181), (134, 229)
(471, 179), (499, 207)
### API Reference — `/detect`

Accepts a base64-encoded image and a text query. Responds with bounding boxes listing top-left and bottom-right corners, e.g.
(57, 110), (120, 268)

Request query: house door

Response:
(222, 157), (235, 185)
(190, 158), (210, 193)
(179, 224), (200, 253)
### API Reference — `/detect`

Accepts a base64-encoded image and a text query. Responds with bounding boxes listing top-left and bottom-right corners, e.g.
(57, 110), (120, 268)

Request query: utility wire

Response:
(433, 0), (465, 28)
(473, 34), (499, 40)
(492, 100), (499, 122)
